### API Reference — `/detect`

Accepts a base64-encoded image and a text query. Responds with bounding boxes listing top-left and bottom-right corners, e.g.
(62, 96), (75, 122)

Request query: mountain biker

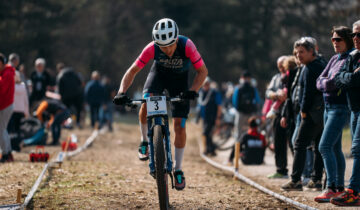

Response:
(113, 18), (208, 190)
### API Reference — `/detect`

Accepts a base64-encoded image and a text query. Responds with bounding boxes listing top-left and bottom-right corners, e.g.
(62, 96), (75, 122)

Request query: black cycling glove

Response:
(113, 93), (131, 105)
(180, 90), (198, 100)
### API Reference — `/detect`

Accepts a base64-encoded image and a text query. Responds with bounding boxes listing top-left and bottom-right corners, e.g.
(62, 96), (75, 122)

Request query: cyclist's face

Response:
(159, 42), (177, 57)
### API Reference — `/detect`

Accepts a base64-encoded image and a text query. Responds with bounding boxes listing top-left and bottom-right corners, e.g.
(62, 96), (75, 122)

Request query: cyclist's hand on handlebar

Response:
(113, 93), (131, 105)
(180, 90), (198, 100)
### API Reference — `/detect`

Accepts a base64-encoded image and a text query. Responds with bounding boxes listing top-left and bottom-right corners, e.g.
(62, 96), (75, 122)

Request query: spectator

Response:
(18, 64), (30, 95)
(314, 26), (353, 203)
(85, 71), (105, 128)
(9, 54), (30, 98)
(332, 20), (360, 206)
(266, 58), (291, 119)
(281, 52), (313, 182)
(0, 53), (15, 162)
(266, 56), (289, 179)
(8, 53), (20, 69)
(30, 58), (52, 108)
(35, 98), (70, 145)
(99, 76), (116, 132)
(56, 64), (84, 128)
(281, 37), (327, 191)
(7, 71), (29, 151)
(229, 116), (266, 165)
(198, 77), (222, 156)
(232, 71), (259, 142)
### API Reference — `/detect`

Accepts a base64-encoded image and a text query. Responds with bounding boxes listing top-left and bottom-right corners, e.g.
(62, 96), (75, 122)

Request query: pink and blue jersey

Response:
(135, 35), (204, 73)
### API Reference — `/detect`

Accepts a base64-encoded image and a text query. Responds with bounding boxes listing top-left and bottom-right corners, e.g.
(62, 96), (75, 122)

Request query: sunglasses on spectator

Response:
(331, 37), (343, 42)
(351, 33), (360, 38)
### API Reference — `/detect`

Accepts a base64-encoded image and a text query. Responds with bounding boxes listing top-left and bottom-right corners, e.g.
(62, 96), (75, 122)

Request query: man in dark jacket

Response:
(332, 20), (360, 206)
(56, 65), (84, 128)
(232, 71), (259, 143)
(282, 38), (327, 191)
(85, 71), (105, 128)
(198, 77), (222, 156)
(30, 58), (52, 108)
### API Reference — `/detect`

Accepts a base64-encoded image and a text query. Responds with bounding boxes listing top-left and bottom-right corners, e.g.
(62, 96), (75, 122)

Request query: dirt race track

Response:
(0, 118), (352, 209)
(0, 120), (293, 209)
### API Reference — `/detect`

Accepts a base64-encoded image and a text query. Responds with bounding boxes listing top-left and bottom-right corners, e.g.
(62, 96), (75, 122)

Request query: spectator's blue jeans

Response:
(319, 104), (349, 188)
(100, 102), (114, 130)
(90, 104), (101, 128)
(349, 111), (360, 192)
(291, 113), (313, 178)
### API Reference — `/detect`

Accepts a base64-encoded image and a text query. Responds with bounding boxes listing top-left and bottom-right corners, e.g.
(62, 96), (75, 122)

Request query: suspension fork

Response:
(147, 116), (173, 175)
(162, 116), (173, 173)
(147, 117), (155, 174)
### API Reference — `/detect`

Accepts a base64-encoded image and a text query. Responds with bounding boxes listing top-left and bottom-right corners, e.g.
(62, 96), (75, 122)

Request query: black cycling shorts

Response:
(143, 68), (190, 118)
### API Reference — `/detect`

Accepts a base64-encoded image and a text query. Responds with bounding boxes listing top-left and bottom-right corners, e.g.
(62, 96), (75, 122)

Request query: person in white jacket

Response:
(7, 71), (29, 151)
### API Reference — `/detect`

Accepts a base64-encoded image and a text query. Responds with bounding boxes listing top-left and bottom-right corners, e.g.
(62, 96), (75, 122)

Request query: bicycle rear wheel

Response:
(153, 125), (169, 210)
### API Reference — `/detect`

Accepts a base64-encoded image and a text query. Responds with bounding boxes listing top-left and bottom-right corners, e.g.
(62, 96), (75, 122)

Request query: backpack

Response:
(236, 83), (257, 113)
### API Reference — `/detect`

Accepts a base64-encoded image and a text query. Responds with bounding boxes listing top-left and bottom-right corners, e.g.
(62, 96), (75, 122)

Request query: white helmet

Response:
(152, 18), (179, 47)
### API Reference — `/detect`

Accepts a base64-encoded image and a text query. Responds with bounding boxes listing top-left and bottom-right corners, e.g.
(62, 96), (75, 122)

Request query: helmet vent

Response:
(152, 18), (179, 46)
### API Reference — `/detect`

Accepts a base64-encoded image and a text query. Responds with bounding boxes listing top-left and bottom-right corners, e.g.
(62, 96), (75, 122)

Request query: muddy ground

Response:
(0, 118), (298, 209)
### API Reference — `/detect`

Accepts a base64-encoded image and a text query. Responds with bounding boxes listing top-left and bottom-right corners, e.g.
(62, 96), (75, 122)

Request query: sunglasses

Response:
(331, 37), (343, 42)
(351, 33), (360, 38)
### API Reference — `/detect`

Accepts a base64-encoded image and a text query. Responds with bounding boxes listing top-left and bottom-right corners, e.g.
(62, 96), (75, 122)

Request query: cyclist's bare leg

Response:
(173, 118), (186, 170)
(139, 103), (148, 142)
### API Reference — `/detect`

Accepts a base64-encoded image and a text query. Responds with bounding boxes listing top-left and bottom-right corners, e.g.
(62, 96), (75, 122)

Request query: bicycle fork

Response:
(147, 116), (175, 189)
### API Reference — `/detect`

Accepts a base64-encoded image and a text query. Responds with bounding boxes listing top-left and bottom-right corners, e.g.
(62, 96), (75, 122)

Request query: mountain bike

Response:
(126, 95), (184, 210)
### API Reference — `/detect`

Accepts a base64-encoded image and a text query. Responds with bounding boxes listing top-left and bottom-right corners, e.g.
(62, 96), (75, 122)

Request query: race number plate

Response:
(146, 96), (167, 116)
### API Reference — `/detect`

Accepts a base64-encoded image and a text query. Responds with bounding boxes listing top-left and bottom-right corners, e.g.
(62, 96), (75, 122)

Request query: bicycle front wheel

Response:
(153, 125), (169, 210)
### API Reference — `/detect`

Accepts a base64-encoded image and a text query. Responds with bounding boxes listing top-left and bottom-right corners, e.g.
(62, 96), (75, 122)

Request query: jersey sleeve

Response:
(185, 39), (205, 69)
(134, 42), (155, 69)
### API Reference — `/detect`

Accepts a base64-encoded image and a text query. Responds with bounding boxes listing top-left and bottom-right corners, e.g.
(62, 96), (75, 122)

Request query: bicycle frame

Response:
(147, 114), (173, 174)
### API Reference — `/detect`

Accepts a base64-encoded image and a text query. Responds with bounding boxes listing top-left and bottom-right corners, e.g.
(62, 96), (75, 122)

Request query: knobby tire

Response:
(154, 125), (169, 210)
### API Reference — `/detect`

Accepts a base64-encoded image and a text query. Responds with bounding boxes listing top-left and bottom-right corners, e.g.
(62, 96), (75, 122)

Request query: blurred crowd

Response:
(0, 53), (117, 162)
(196, 20), (360, 206)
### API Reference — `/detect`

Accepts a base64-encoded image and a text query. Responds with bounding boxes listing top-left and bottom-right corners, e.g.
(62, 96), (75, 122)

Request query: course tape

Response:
(198, 141), (318, 210)
(22, 163), (51, 207)
(0, 130), (99, 210)
(0, 204), (21, 210)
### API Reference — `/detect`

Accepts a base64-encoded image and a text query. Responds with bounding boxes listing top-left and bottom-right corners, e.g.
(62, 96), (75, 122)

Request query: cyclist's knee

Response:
(139, 104), (147, 124)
